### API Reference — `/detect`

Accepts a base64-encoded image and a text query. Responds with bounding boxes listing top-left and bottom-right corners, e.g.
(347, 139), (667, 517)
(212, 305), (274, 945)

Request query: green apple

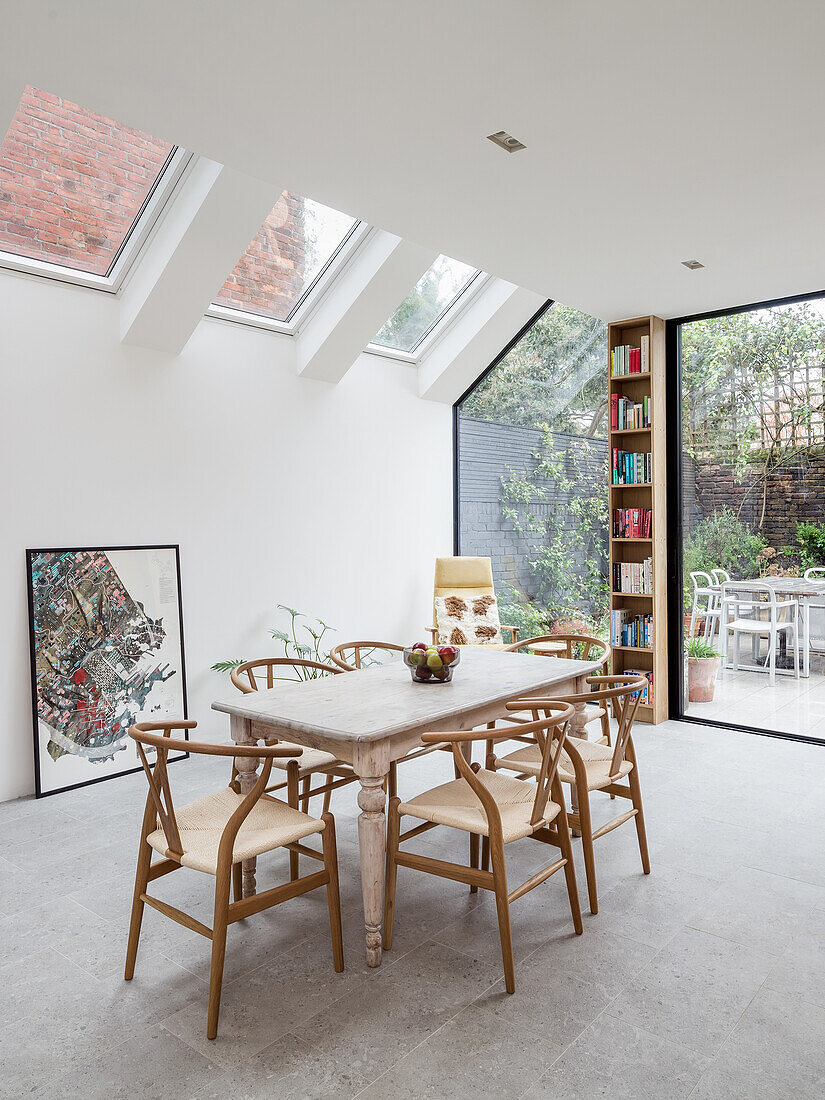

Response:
(408, 649), (425, 667)
(426, 652), (443, 670)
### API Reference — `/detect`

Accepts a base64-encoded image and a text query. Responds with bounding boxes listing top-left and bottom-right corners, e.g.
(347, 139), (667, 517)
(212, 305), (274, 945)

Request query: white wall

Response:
(0, 271), (453, 802)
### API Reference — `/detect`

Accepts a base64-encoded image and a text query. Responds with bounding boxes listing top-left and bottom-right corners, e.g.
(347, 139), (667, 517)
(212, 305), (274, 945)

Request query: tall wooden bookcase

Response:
(608, 315), (668, 723)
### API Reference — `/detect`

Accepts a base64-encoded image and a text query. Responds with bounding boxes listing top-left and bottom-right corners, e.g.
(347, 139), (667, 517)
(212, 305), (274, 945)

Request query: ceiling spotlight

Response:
(681, 259), (705, 270)
(487, 131), (526, 153)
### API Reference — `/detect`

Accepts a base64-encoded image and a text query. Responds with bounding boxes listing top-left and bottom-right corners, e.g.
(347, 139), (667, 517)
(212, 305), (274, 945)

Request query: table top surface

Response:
(717, 577), (825, 596)
(212, 648), (598, 743)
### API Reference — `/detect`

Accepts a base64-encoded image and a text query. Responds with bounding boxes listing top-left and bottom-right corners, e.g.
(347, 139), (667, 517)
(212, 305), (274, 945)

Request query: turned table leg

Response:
(354, 739), (391, 967)
(357, 775), (387, 967)
(230, 714), (259, 898)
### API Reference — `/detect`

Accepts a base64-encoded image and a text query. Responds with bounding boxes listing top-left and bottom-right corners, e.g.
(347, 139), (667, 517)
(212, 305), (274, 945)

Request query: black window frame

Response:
(666, 287), (825, 747)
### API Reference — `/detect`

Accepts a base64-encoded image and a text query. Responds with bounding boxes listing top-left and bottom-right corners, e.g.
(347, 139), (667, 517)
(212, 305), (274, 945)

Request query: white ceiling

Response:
(3, 0), (825, 321)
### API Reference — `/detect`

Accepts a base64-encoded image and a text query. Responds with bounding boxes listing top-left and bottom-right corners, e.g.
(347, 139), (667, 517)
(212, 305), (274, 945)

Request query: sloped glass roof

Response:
(213, 193), (358, 323)
(0, 85), (176, 277)
(372, 254), (479, 353)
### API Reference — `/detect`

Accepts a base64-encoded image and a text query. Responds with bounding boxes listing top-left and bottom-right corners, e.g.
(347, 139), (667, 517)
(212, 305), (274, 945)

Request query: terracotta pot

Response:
(688, 656), (721, 702)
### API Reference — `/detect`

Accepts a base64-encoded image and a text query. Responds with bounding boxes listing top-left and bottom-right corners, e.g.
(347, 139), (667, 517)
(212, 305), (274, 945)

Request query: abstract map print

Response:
(31, 550), (176, 764)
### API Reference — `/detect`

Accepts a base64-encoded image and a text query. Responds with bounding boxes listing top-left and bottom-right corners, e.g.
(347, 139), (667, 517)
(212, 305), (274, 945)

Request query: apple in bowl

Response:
(403, 643), (461, 683)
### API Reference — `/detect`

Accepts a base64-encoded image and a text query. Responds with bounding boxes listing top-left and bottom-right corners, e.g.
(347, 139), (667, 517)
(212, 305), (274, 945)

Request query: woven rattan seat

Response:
(399, 767), (561, 843)
(495, 738), (632, 792)
(507, 702), (605, 726)
(147, 788), (325, 874)
(266, 742), (341, 776)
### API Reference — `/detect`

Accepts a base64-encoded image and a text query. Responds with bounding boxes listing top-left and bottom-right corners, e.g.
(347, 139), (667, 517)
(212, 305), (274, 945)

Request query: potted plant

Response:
(685, 636), (722, 702)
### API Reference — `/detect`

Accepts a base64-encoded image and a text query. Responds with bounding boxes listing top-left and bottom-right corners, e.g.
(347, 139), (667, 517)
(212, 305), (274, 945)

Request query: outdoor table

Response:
(718, 577), (825, 677)
(213, 647), (600, 967)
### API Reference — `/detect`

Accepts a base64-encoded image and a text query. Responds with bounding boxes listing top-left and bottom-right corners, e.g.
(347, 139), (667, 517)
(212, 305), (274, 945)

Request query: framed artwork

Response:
(26, 544), (188, 797)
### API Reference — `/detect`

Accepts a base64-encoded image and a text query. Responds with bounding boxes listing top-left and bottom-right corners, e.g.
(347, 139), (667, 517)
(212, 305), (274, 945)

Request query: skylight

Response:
(212, 194), (358, 323)
(0, 86), (177, 279)
(372, 254), (480, 354)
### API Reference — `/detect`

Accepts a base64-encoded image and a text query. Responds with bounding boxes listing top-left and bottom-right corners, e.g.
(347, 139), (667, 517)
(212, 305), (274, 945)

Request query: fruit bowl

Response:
(403, 643), (460, 683)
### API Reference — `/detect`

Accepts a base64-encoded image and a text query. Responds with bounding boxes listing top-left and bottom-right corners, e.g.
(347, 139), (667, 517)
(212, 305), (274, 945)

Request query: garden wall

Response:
(689, 451), (825, 547)
(456, 416), (609, 604)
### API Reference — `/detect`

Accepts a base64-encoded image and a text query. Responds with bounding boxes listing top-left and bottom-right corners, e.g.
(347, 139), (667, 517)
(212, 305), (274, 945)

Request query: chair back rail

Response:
(721, 581), (798, 625)
(230, 657), (342, 694)
(422, 703), (574, 832)
(505, 632), (609, 668)
(511, 675), (646, 783)
(329, 641), (404, 671)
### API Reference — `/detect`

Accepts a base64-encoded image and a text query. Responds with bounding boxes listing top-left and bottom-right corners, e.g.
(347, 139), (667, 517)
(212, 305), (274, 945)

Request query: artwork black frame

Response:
(26, 543), (189, 798)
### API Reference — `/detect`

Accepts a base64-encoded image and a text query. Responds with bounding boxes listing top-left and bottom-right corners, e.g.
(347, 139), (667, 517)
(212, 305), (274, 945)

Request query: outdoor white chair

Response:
(721, 581), (800, 683)
(804, 567), (825, 660)
(689, 570), (720, 643)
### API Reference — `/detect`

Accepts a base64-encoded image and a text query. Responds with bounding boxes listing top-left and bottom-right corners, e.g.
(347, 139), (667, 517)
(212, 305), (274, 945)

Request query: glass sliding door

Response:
(677, 294), (825, 740)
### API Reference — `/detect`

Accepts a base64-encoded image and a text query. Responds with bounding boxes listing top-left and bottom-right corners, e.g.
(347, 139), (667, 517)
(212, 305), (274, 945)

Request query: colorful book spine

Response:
(612, 508), (652, 538)
(610, 395), (650, 431)
(610, 343), (646, 377)
(612, 557), (654, 594)
(611, 450), (652, 484)
(610, 611), (654, 649)
(624, 668), (654, 705)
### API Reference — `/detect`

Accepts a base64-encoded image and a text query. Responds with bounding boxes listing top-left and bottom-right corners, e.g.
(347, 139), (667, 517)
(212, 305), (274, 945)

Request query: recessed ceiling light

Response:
(681, 259), (705, 270)
(487, 131), (526, 153)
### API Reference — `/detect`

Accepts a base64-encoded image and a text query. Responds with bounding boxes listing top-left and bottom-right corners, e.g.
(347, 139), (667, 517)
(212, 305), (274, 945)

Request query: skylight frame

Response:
(206, 213), (371, 337)
(0, 144), (192, 294)
(366, 268), (491, 363)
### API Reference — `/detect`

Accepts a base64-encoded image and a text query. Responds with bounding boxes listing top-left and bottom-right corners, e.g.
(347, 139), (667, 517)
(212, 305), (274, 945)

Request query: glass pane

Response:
(0, 86), (174, 276)
(372, 254), (478, 353)
(456, 303), (610, 641)
(680, 296), (825, 739)
(213, 193), (356, 322)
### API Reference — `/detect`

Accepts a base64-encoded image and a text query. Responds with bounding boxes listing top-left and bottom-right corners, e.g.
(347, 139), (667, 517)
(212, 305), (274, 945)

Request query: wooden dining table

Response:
(212, 647), (601, 967)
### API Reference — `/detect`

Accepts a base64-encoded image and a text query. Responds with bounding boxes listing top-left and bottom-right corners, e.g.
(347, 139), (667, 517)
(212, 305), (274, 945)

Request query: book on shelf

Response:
(612, 508), (652, 539)
(611, 610), (654, 649)
(611, 449), (652, 484)
(610, 393), (650, 431)
(610, 336), (649, 377)
(612, 557), (654, 594)
(624, 668), (654, 706)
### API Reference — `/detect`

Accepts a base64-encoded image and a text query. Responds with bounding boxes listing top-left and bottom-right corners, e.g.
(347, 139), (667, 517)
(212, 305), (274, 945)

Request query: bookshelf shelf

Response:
(610, 370), (652, 381)
(608, 315), (668, 723)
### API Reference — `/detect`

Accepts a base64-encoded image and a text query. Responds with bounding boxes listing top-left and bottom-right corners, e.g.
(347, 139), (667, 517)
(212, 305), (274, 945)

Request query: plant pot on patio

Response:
(686, 637), (722, 702)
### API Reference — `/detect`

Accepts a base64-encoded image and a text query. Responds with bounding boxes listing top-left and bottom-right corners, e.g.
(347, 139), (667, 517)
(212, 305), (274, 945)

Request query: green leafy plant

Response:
(685, 637), (720, 659)
(796, 521), (825, 568)
(211, 605), (336, 682)
(683, 507), (767, 604)
(500, 426), (609, 622)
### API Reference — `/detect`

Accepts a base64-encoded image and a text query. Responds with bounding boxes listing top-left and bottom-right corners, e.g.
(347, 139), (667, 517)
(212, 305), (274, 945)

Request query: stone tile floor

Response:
(1, 718), (825, 1098)
(685, 662), (825, 740)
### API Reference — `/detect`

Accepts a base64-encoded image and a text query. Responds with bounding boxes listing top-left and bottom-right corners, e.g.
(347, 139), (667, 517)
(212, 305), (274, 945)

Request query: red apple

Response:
(412, 641), (428, 652)
(415, 666), (433, 680)
(438, 645), (457, 665)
